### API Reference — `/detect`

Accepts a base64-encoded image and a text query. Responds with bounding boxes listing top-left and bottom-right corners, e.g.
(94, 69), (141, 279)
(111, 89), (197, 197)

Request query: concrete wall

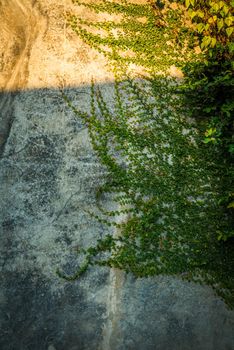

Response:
(0, 1), (233, 349)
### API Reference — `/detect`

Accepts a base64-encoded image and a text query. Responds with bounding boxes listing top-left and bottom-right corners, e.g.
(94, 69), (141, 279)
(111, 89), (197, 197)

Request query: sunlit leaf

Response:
(226, 27), (234, 37)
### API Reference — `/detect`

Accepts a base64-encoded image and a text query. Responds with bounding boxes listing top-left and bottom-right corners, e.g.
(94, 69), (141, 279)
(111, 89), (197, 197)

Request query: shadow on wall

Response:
(0, 85), (234, 350)
(0, 84), (113, 350)
(0, 83), (114, 156)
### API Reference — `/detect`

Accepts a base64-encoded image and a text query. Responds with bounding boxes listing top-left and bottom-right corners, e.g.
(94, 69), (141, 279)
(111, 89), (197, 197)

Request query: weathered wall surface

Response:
(0, 1), (233, 349)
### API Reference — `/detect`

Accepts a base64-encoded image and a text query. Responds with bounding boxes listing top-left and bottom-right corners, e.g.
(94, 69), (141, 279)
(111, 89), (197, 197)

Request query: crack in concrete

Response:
(100, 268), (125, 350)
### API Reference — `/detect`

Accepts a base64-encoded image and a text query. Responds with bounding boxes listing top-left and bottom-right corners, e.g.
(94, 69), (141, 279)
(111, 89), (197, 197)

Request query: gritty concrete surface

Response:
(0, 1), (233, 349)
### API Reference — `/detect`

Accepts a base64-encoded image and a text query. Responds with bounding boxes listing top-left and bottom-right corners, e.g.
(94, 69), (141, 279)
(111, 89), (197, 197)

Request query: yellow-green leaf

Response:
(217, 18), (224, 31)
(225, 17), (234, 27)
(227, 201), (234, 208)
(218, 1), (225, 9)
(208, 17), (214, 24)
(189, 11), (197, 19)
(205, 127), (216, 137)
(223, 5), (230, 16)
(196, 23), (205, 33)
(211, 37), (217, 47)
(212, 3), (219, 12)
(197, 10), (205, 18)
(226, 27), (234, 37)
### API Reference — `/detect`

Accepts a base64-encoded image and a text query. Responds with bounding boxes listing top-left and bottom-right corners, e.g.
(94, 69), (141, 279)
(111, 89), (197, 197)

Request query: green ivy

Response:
(58, 0), (234, 308)
(68, 0), (198, 74)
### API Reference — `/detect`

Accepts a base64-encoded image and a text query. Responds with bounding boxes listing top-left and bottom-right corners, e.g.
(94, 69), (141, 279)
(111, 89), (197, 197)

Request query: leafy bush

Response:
(177, 0), (234, 220)
(178, 0), (234, 157)
(184, 0), (233, 58)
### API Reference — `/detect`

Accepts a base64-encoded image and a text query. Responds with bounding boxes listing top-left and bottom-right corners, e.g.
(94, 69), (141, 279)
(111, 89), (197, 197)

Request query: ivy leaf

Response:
(208, 17), (214, 24)
(196, 23), (205, 33)
(225, 16), (234, 27)
(203, 107), (212, 113)
(212, 3), (219, 12)
(223, 5), (230, 16)
(185, 0), (191, 8)
(228, 144), (234, 154)
(205, 128), (216, 137)
(227, 202), (234, 209)
(197, 10), (205, 18)
(190, 11), (197, 19)
(203, 137), (216, 144)
(226, 27), (234, 37)
(217, 18), (224, 32)
(201, 36), (212, 49)
(210, 37), (217, 48)
(218, 1), (225, 9)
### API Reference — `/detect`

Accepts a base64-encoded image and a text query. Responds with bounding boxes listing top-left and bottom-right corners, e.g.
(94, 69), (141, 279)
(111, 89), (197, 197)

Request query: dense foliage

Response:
(179, 0), (234, 237)
(59, 0), (234, 307)
(180, 0), (234, 154)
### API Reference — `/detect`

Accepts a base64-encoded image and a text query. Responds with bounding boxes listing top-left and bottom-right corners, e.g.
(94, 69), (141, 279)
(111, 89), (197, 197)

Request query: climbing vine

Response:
(58, 0), (234, 308)
(67, 0), (198, 74)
